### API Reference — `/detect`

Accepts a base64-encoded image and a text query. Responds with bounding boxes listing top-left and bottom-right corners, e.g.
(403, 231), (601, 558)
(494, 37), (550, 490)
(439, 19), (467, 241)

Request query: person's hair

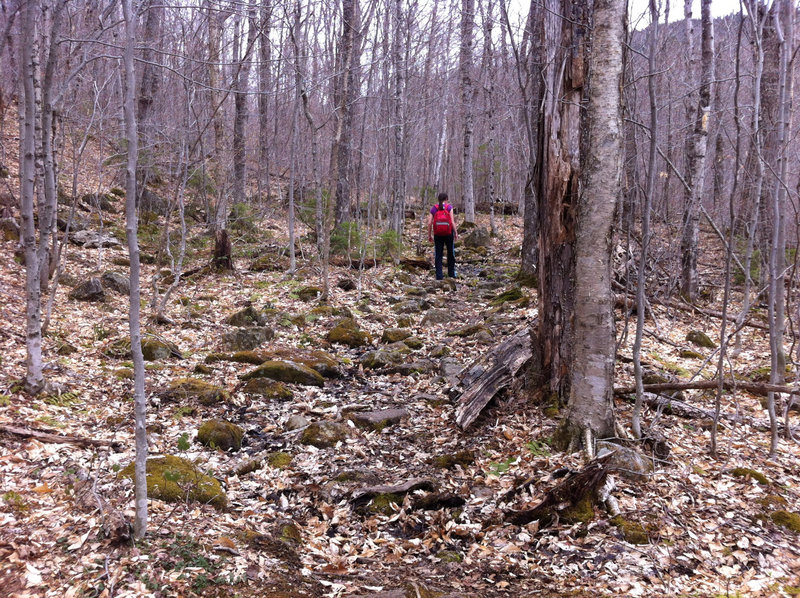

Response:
(437, 192), (448, 209)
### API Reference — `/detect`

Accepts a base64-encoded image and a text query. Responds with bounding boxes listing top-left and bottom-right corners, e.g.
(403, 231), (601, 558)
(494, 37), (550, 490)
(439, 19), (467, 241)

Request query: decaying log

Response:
(399, 256), (431, 271)
(614, 380), (800, 397)
(506, 455), (612, 526)
(351, 478), (436, 507)
(453, 328), (533, 429)
(0, 423), (122, 451)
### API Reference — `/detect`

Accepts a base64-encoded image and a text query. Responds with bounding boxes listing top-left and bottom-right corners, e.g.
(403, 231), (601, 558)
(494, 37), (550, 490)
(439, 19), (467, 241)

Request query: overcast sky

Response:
(629, 0), (747, 28)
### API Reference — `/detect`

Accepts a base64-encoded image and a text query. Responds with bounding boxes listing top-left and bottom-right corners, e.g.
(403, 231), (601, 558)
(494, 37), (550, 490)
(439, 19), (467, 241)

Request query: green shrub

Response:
(330, 221), (362, 255)
(374, 229), (402, 259)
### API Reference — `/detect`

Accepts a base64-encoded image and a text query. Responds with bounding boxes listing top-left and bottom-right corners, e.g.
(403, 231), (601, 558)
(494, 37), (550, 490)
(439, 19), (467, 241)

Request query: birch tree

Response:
(459, 0), (476, 224)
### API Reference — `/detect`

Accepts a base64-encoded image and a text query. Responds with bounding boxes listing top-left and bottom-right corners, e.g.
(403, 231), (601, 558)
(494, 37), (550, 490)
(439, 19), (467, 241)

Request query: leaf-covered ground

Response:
(1, 202), (800, 598)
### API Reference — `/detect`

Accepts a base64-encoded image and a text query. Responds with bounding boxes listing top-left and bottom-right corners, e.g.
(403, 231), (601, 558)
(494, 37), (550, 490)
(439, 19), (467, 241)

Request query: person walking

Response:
(427, 192), (458, 280)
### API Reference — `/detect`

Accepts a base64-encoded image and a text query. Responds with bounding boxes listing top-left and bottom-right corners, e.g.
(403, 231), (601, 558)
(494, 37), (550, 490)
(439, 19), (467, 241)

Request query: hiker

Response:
(427, 192), (458, 280)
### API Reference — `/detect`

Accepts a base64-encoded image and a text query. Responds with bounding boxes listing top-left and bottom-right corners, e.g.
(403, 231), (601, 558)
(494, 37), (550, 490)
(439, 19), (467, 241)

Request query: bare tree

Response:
(459, 0), (476, 224)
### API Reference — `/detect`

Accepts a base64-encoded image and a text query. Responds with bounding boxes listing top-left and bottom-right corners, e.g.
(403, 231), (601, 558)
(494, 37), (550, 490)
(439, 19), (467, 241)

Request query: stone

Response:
(240, 360), (325, 387)
(285, 415), (310, 431)
(327, 318), (370, 348)
(71, 229), (121, 248)
(240, 378), (294, 400)
(297, 286), (322, 301)
(346, 408), (409, 431)
(260, 347), (341, 378)
(197, 419), (244, 451)
(403, 336), (424, 350)
(337, 277), (356, 291)
(596, 441), (654, 481)
(0, 218), (19, 241)
(360, 350), (404, 370)
(221, 326), (274, 351)
(421, 308), (453, 325)
(686, 330), (716, 348)
(164, 378), (229, 405)
(68, 277), (105, 302)
(142, 338), (182, 361)
(439, 358), (462, 380)
(300, 421), (350, 448)
(101, 271), (130, 295)
(381, 327), (412, 344)
(462, 227), (491, 249)
(388, 359), (437, 376)
(119, 455), (227, 510)
(447, 323), (490, 338)
(226, 305), (268, 327)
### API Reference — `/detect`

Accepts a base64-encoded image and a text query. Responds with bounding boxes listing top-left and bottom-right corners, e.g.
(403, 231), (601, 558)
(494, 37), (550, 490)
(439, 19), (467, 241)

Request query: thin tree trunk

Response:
(389, 0), (407, 236)
(459, 0), (475, 224)
(121, 0), (148, 540)
(258, 0), (272, 200)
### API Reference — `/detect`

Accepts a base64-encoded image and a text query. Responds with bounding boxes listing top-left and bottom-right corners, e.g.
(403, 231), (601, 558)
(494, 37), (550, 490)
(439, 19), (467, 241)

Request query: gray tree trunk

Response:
(389, 0), (407, 235)
(258, 0), (272, 199)
(121, 0), (148, 539)
(459, 0), (475, 224)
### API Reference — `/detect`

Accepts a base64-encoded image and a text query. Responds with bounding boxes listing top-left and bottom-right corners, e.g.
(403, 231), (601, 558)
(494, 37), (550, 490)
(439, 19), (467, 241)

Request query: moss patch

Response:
(165, 378), (229, 406)
(119, 455), (227, 510)
(240, 360), (325, 387)
(240, 378), (294, 400)
(770, 511), (800, 532)
(430, 450), (475, 469)
(327, 318), (370, 348)
(561, 496), (595, 524)
(369, 492), (403, 515)
(197, 419), (244, 451)
(267, 452), (293, 470)
(731, 467), (769, 485)
(611, 515), (650, 545)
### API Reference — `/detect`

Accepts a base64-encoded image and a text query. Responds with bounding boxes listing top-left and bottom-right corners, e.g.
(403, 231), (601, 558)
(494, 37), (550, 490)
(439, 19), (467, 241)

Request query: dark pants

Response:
(434, 234), (455, 280)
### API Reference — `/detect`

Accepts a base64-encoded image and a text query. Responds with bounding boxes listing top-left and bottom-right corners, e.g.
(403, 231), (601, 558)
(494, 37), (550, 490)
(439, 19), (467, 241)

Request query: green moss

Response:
(369, 492), (403, 515)
(166, 378), (230, 405)
(327, 318), (370, 348)
(234, 460), (262, 477)
(430, 450), (475, 469)
(119, 455), (227, 509)
(490, 286), (524, 306)
(436, 550), (463, 563)
(197, 419), (244, 451)
(679, 349), (704, 359)
(611, 515), (650, 544)
(731, 467), (770, 485)
(686, 330), (716, 349)
(770, 510), (800, 532)
(757, 495), (788, 509)
(562, 497), (595, 524)
(240, 360), (325, 387)
(267, 452), (293, 470)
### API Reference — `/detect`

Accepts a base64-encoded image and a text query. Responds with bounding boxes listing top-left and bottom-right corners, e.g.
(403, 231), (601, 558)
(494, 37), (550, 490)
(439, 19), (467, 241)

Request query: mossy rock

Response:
(436, 550), (463, 563)
(403, 336), (424, 350)
(297, 286), (322, 302)
(221, 326), (274, 351)
(757, 495), (788, 510)
(197, 419), (244, 451)
(611, 515), (650, 545)
(240, 378), (294, 400)
(113, 368), (134, 380)
(770, 510), (800, 532)
(268, 452), (293, 470)
(299, 421), (350, 448)
(142, 338), (182, 361)
(730, 467), (769, 485)
(447, 323), (491, 338)
(360, 349), (404, 370)
(165, 378), (229, 405)
(368, 492), (403, 515)
(250, 254), (289, 272)
(431, 450), (475, 469)
(229, 350), (268, 365)
(381, 327), (412, 344)
(119, 455), (227, 510)
(490, 287), (524, 306)
(240, 360), (325, 387)
(260, 347), (340, 378)
(327, 318), (370, 348)
(678, 349), (704, 359)
(686, 330), (716, 348)
(226, 306), (268, 327)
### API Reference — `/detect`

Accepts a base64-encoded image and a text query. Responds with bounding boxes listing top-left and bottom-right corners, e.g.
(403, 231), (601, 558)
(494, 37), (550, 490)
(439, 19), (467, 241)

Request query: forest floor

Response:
(1, 193), (800, 598)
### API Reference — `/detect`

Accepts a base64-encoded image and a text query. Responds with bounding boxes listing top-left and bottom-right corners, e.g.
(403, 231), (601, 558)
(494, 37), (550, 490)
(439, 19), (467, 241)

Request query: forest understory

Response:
(1, 194), (800, 598)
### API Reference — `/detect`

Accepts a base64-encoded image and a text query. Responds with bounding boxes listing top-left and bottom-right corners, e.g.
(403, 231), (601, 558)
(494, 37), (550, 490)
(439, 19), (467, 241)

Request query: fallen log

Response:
(614, 380), (799, 397)
(0, 423), (122, 451)
(453, 328), (532, 430)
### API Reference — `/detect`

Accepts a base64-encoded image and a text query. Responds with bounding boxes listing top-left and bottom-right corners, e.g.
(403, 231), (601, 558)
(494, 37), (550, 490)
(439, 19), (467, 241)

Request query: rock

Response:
(0, 218), (19, 241)
(71, 229), (121, 248)
(68, 277), (105, 302)
(142, 338), (182, 360)
(197, 419), (244, 451)
(101, 271), (130, 295)
(421, 309), (454, 325)
(337, 277), (356, 291)
(596, 441), (654, 481)
(381, 327), (412, 343)
(392, 299), (426, 314)
(250, 254), (289, 272)
(285, 415), (310, 431)
(403, 336), (424, 350)
(439, 358), (462, 380)
(360, 350), (404, 370)
(388, 359), (437, 375)
(240, 360), (325, 387)
(240, 378), (294, 400)
(686, 330), (716, 348)
(226, 306), (268, 327)
(297, 286), (322, 301)
(260, 347), (341, 378)
(221, 326), (274, 351)
(346, 408), (409, 431)
(463, 226), (491, 249)
(447, 323), (490, 338)
(430, 344), (450, 358)
(327, 318), (370, 348)
(119, 455), (227, 510)
(164, 378), (229, 405)
(300, 421), (350, 448)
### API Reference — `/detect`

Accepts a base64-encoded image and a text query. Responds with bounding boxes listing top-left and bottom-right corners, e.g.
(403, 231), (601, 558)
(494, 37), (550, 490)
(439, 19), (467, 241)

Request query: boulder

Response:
(226, 305), (268, 327)
(240, 378), (294, 400)
(221, 326), (274, 351)
(297, 286), (322, 302)
(142, 338), (182, 361)
(381, 328), (412, 344)
(596, 441), (654, 481)
(240, 360), (325, 387)
(101, 271), (130, 295)
(68, 277), (105, 302)
(327, 318), (370, 348)
(421, 309), (454, 325)
(285, 415), (310, 431)
(164, 378), (229, 405)
(462, 227), (491, 249)
(360, 350), (404, 370)
(260, 347), (341, 378)
(686, 330), (716, 349)
(300, 421), (350, 448)
(197, 419), (244, 451)
(346, 408), (409, 431)
(119, 455), (227, 509)
(71, 229), (121, 248)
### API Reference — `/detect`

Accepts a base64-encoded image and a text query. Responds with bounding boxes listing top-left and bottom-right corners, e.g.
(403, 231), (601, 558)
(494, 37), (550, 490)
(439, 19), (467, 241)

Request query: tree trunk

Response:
(232, 2), (256, 207)
(258, 0), (272, 199)
(679, 0), (714, 300)
(459, 0), (475, 224)
(121, 0), (148, 540)
(389, 0), (407, 236)
(556, 0), (624, 449)
(136, 0), (162, 195)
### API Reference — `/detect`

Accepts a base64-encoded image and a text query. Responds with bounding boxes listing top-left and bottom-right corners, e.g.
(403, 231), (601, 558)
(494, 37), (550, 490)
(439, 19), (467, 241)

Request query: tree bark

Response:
(557, 0), (624, 449)
(258, 0), (272, 199)
(389, 0), (407, 236)
(459, 0), (475, 224)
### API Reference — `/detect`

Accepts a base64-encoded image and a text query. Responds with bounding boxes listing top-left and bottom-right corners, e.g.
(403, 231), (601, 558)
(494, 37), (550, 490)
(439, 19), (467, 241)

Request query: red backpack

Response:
(433, 205), (453, 236)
